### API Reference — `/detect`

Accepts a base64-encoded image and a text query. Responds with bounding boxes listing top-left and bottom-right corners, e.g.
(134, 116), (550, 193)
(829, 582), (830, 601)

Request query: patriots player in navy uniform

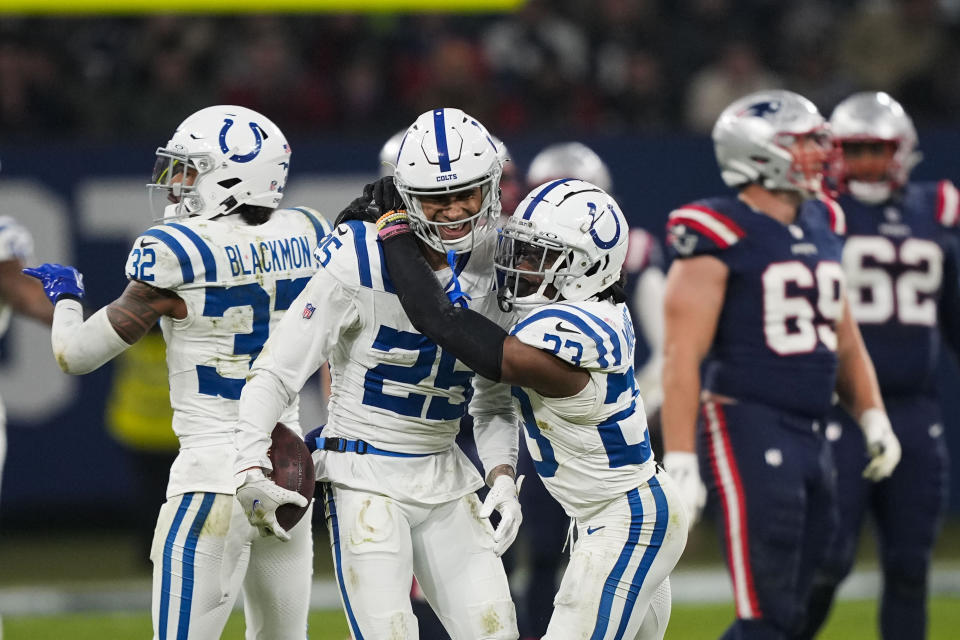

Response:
(660, 90), (901, 639)
(799, 92), (960, 640)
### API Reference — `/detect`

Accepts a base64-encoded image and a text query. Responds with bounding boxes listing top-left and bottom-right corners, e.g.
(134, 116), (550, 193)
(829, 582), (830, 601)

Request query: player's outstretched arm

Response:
(23, 263), (176, 375)
(660, 255), (726, 528)
(377, 212), (588, 398)
(25, 264), (183, 374)
(834, 296), (900, 481)
(0, 259), (53, 325)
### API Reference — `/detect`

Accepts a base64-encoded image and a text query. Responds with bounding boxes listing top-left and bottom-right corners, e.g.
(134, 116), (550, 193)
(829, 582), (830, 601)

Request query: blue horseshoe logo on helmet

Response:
(587, 202), (621, 249)
(219, 118), (263, 163)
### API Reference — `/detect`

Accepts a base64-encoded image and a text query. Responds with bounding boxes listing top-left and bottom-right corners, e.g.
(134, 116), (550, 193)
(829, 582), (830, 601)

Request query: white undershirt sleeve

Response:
(51, 299), (131, 375)
(471, 374), (519, 482)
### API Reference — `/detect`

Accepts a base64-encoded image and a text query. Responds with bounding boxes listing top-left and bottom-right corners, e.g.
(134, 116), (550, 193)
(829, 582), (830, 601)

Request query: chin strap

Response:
(445, 250), (472, 309)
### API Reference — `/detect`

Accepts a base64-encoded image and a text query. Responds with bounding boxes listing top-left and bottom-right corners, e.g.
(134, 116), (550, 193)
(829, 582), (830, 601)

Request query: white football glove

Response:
(479, 474), (524, 556)
(663, 451), (707, 530)
(235, 468), (308, 542)
(859, 408), (901, 482)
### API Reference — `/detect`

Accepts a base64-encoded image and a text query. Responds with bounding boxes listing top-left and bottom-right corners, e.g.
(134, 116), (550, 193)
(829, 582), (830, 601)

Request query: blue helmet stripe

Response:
(521, 178), (572, 220)
(433, 109), (452, 173)
(167, 223), (217, 282)
(144, 228), (194, 284)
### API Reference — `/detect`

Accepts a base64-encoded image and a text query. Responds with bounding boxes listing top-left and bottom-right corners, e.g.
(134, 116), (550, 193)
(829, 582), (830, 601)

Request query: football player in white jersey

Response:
(234, 107), (522, 640)
(521, 143), (668, 637)
(376, 179), (688, 640)
(24, 105), (330, 640)
(0, 196), (55, 640)
(0, 216), (54, 497)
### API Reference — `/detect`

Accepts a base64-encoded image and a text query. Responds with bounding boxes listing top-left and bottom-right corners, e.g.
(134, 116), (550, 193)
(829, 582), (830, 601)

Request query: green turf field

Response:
(4, 597), (960, 639)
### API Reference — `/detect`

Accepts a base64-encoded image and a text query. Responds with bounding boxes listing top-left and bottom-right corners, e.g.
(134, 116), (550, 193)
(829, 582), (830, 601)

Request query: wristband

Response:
(376, 210), (412, 241)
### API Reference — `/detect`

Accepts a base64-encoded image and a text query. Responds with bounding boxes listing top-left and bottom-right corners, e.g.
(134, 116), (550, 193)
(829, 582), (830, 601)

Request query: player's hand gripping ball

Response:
(268, 422), (316, 532)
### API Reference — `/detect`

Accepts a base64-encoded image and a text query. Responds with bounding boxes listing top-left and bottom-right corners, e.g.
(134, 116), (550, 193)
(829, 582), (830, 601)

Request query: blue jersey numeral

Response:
(542, 332), (584, 366)
(127, 247), (157, 281)
(316, 233), (343, 267)
(197, 278), (310, 400)
(362, 325), (474, 419)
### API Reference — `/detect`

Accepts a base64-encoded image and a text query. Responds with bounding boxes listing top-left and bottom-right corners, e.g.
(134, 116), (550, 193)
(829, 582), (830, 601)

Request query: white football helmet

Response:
(496, 179), (628, 310)
(392, 107), (503, 254)
(378, 129), (407, 177)
(525, 142), (613, 192)
(713, 90), (830, 197)
(829, 91), (921, 203)
(148, 105), (291, 221)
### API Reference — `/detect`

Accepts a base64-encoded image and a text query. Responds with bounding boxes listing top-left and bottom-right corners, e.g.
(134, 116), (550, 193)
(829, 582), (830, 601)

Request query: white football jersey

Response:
(124, 207), (331, 497)
(241, 221), (518, 504)
(510, 300), (656, 519)
(0, 216), (35, 338)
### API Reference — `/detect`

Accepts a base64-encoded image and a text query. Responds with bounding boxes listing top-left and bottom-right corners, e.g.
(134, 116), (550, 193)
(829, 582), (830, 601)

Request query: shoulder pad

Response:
(510, 302), (630, 371)
(936, 180), (960, 228)
(624, 227), (664, 273)
(666, 202), (745, 258)
(125, 222), (219, 289)
(313, 220), (394, 292)
(816, 196), (846, 235)
(281, 206), (334, 246)
(0, 216), (34, 262)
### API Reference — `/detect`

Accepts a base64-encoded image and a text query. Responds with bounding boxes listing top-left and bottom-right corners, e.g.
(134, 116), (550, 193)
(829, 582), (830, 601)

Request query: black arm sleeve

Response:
(381, 232), (507, 381)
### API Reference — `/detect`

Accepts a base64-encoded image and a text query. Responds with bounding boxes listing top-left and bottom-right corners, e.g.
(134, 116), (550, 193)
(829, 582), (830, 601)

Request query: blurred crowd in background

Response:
(3, 0), (960, 143)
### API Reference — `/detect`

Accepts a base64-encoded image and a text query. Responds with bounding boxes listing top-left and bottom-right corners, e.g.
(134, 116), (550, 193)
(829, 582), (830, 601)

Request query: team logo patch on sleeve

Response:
(302, 303), (316, 319)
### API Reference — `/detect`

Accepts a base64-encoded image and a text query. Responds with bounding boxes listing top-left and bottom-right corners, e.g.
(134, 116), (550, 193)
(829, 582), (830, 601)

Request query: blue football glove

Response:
(23, 263), (85, 304)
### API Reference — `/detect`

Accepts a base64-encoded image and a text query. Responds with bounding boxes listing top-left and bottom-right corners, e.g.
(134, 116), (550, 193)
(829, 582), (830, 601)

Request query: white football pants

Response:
(322, 483), (518, 640)
(544, 471), (688, 640)
(150, 491), (313, 640)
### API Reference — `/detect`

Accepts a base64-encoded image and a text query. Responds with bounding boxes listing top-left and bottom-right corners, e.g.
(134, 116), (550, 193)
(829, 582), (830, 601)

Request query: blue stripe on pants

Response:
(591, 489), (645, 640)
(176, 493), (216, 640)
(614, 479), (668, 639)
(159, 493), (194, 639)
(326, 485), (364, 639)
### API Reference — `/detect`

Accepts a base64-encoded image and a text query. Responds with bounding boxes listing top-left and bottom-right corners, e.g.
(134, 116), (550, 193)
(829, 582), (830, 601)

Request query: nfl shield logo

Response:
(302, 303), (316, 319)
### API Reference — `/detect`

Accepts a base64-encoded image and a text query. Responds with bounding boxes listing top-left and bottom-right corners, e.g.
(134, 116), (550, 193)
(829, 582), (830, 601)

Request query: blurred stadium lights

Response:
(0, 0), (525, 13)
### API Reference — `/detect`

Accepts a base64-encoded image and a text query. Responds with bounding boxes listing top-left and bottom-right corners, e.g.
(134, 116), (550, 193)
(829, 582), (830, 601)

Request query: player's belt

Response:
(314, 436), (433, 458)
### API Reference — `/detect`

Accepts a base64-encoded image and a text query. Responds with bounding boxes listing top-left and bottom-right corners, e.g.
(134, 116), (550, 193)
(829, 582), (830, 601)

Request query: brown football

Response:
(268, 422), (316, 531)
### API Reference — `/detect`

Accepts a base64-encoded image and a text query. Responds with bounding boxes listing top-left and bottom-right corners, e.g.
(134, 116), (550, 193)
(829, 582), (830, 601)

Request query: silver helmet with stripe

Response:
(393, 108), (503, 254)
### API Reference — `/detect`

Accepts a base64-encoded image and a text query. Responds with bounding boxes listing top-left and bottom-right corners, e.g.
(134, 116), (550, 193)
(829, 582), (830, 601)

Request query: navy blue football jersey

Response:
(838, 180), (960, 397)
(667, 196), (846, 418)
